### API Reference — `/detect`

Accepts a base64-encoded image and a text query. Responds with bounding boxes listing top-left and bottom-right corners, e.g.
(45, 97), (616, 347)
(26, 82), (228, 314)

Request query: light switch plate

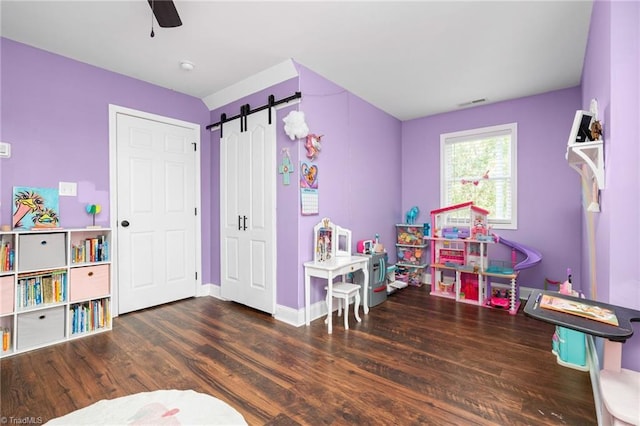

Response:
(59, 181), (77, 197)
(0, 142), (10, 158)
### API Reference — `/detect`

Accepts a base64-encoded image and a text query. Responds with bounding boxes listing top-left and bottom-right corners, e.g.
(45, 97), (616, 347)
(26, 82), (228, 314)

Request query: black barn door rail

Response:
(207, 92), (302, 137)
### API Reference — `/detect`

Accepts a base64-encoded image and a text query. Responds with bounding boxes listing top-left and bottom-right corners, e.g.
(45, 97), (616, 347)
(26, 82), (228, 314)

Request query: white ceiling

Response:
(1, 1), (593, 121)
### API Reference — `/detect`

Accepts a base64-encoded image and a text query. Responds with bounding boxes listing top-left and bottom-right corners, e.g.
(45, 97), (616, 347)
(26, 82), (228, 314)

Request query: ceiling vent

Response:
(458, 98), (488, 108)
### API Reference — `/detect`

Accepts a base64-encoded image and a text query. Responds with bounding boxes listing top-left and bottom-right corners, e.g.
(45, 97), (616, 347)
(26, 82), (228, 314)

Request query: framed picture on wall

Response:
(12, 186), (60, 230)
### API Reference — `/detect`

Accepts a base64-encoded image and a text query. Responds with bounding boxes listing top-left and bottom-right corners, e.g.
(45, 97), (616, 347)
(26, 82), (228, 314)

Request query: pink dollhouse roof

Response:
(430, 201), (490, 216)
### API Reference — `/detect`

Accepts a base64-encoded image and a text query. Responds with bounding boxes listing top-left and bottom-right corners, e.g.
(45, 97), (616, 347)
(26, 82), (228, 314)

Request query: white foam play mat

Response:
(45, 389), (247, 425)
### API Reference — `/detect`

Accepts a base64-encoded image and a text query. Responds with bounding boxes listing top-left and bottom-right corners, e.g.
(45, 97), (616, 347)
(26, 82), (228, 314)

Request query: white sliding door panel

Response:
(220, 109), (276, 314)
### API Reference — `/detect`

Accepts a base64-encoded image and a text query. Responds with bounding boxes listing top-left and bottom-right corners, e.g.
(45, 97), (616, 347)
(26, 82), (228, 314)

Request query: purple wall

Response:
(210, 64), (402, 309)
(582, 0), (640, 371)
(296, 65), (402, 307)
(402, 88), (583, 291)
(0, 38), (212, 281)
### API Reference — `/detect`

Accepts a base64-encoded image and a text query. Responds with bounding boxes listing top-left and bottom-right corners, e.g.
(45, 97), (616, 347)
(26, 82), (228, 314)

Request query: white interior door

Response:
(220, 109), (276, 314)
(113, 109), (200, 314)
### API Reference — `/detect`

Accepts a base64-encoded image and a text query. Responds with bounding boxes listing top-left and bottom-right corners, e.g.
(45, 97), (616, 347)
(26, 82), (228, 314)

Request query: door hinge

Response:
(195, 207), (197, 216)
(192, 142), (197, 151)
(195, 271), (198, 281)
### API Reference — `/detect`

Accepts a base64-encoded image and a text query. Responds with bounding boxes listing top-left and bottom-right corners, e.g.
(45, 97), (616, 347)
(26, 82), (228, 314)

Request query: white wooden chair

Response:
(325, 282), (362, 330)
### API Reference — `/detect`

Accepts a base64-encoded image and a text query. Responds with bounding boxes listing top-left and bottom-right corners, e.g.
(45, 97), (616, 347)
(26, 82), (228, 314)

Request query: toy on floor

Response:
(489, 289), (511, 309)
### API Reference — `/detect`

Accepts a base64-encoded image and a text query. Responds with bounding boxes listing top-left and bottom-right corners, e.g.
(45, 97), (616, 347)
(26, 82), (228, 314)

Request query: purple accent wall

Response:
(402, 88), (583, 292)
(296, 65), (402, 307)
(0, 38), (212, 281)
(210, 64), (402, 309)
(582, 0), (640, 371)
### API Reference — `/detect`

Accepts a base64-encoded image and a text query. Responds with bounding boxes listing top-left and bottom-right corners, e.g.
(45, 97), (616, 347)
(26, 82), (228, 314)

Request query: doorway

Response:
(109, 105), (201, 315)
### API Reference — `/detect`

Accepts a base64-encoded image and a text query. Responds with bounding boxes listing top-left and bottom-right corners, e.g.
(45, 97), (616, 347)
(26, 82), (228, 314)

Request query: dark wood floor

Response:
(1, 286), (596, 425)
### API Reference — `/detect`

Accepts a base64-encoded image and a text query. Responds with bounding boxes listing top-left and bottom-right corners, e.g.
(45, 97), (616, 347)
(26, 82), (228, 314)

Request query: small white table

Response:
(304, 256), (369, 333)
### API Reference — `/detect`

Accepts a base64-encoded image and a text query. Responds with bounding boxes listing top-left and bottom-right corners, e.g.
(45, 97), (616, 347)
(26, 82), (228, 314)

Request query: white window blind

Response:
(440, 123), (518, 229)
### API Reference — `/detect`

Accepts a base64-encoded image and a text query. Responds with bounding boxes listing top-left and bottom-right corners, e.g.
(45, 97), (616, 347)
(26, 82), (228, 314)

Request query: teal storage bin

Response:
(552, 326), (588, 371)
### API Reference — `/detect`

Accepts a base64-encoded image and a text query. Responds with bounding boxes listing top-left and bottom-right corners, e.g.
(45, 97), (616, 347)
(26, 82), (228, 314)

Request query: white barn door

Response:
(220, 109), (276, 314)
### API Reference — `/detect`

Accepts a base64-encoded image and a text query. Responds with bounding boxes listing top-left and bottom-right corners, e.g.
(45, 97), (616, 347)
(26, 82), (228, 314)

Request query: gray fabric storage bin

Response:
(17, 306), (66, 350)
(18, 233), (66, 271)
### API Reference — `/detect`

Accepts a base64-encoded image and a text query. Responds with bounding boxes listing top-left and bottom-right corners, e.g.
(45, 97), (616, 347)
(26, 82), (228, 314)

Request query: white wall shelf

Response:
(566, 140), (605, 190)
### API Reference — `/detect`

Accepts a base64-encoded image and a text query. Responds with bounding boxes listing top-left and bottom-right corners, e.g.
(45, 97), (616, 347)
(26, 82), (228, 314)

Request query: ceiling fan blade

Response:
(147, 0), (182, 28)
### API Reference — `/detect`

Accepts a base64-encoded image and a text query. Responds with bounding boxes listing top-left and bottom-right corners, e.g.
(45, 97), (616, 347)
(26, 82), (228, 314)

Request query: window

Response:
(440, 123), (517, 229)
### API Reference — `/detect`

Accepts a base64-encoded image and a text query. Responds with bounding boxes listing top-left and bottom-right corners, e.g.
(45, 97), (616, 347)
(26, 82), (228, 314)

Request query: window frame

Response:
(440, 122), (518, 230)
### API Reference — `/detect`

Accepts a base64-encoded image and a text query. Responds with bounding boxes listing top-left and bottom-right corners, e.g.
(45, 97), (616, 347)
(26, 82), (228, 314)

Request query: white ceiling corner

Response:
(203, 59), (298, 111)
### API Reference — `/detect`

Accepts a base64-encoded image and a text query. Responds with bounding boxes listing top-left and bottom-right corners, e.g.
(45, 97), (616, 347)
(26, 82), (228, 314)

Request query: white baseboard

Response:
(198, 285), (551, 327)
(274, 300), (329, 327)
(273, 304), (303, 326)
(198, 282), (223, 298)
(198, 283), (325, 327)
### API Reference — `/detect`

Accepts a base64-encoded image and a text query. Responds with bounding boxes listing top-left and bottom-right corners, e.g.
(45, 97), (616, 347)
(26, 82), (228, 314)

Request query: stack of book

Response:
(71, 235), (109, 263)
(16, 270), (67, 308)
(0, 242), (14, 272)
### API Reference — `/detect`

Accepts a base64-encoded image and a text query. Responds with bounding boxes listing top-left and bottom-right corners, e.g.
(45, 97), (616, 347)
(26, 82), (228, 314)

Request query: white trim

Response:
(202, 59), (298, 111)
(275, 300), (329, 327)
(197, 282), (217, 298)
(108, 105), (202, 317)
(440, 122), (518, 230)
(198, 289), (311, 328)
(274, 304), (304, 327)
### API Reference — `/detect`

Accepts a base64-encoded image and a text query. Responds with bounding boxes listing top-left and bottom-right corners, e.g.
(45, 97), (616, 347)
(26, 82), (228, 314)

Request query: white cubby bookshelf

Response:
(0, 228), (112, 358)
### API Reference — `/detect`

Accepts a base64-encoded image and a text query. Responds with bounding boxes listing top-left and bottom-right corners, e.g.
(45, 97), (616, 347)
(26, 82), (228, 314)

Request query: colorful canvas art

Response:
(12, 186), (60, 229)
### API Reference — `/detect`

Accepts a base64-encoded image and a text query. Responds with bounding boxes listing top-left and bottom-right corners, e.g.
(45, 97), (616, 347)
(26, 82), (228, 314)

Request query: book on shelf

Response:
(70, 298), (110, 334)
(539, 294), (619, 326)
(2, 328), (10, 351)
(1, 241), (14, 272)
(72, 235), (108, 263)
(17, 270), (66, 308)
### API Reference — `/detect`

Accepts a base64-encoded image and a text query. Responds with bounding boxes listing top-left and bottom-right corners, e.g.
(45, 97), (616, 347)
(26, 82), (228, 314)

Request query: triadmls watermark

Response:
(1, 417), (44, 424)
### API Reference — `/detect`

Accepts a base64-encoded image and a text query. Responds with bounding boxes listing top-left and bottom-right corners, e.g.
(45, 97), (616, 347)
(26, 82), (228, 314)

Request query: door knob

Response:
(121, 220), (130, 227)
